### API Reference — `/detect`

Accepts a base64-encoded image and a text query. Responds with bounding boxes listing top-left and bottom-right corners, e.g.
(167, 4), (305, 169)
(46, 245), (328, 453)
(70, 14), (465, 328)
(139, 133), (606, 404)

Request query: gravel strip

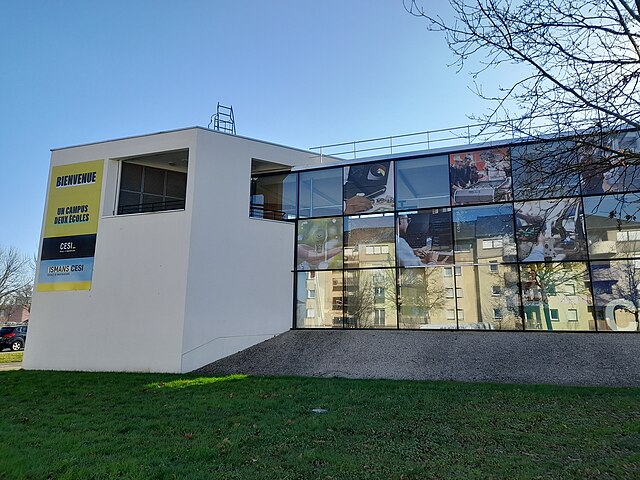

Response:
(194, 330), (640, 387)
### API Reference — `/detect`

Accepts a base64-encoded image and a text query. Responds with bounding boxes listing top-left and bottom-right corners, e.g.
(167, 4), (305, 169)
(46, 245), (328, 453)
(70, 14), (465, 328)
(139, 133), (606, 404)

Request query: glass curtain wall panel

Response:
(512, 140), (580, 200)
(296, 271), (344, 328)
(583, 193), (640, 259)
(396, 209), (453, 267)
(250, 172), (298, 220)
(456, 265), (522, 330)
(119, 163), (187, 214)
(344, 269), (397, 328)
(398, 266), (457, 329)
(515, 198), (587, 262)
(453, 204), (516, 264)
(590, 260), (640, 332)
(343, 161), (394, 214)
(449, 148), (512, 206)
(344, 214), (395, 269)
(520, 262), (595, 331)
(396, 155), (450, 209)
(296, 217), (343, 270)
(298, 167), (343, 218)
(581, 130), (640, 195)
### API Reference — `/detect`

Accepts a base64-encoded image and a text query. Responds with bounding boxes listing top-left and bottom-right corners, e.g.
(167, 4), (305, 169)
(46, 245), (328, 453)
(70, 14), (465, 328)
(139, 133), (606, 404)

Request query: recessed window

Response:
(550, 309), (560, 322)
(374, 308), (386, 326)
(250, 172), (298, 220)
(308, 289), (316, 299)
(365, 245), (390, 255)
(117, 149), (188, 215)
(567, 309), (579, 322)
(492, 285), (502, 296)
(482, 238), (504, 249)
(489, 262), (499, 273)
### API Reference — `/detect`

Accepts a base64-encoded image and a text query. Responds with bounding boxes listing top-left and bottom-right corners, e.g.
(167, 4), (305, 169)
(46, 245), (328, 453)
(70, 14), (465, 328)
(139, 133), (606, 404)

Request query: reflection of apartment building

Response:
(520, 264), (594, 331)
(0, 303), (30, 324)
(29, 127), (640, 373)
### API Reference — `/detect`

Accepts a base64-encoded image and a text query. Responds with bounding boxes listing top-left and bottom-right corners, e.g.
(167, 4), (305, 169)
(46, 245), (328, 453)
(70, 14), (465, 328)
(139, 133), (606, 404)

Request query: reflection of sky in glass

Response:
(453, 204), (513, 223)
(396, 155), (449, 208)
(345, 213), (394, 230)
(583, 193), (640, 218)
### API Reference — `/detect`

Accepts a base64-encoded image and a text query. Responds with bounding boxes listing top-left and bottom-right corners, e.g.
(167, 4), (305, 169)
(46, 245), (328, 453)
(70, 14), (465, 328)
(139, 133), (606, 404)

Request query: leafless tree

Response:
(398, 267), (448, 327)
(345, 269), (397, 328)
(603, 259), (640, 330)
(405, 0), (640, 217)
(521, 262), (592, 330)
(0, 246), (33, 322)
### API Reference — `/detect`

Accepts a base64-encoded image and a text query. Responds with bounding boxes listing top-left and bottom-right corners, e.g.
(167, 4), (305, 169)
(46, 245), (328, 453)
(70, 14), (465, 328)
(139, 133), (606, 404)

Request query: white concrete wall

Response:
(24, 129), (198, 372)
(25, 128), (321, 373)
(180, 130), (317, 372)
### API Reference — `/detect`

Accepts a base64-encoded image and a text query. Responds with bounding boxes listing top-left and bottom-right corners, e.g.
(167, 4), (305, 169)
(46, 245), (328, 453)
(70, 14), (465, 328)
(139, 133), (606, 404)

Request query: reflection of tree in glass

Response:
(398, 268), (447, 327)
(344, 270), (396, 328)
(481, 268), (522, 330)
(592, 260), (640, 331)
(521, 263), (590, 330)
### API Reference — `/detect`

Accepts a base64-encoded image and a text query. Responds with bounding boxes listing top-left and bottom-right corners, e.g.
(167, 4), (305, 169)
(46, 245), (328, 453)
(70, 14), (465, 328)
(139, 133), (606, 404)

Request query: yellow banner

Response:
(43, 159), (104, 239)
(37, 159), (104, 292)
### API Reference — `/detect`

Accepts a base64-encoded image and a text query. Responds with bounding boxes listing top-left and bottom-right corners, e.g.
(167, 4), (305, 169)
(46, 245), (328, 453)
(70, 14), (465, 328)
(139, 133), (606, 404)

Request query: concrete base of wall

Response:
(194, 330), (640, 387)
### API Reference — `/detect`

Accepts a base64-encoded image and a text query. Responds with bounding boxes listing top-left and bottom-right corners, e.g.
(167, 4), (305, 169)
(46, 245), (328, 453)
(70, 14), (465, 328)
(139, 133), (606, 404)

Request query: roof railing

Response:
(309, 121), (518, 162)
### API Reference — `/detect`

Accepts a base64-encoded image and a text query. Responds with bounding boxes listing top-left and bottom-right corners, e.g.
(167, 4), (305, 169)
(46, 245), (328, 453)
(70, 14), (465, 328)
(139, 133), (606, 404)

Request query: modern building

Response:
(25, 127), (640, 373)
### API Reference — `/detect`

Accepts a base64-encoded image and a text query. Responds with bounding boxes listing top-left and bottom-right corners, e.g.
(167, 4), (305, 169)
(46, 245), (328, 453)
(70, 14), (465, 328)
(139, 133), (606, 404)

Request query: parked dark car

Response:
(0, 325), (28, 351)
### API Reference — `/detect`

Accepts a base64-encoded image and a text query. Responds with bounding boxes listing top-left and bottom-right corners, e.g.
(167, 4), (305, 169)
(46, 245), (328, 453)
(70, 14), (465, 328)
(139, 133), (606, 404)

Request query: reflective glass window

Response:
(456, 265), (522, 330)
(119, 162), (187, 215)
(296, 217), (343, 270)
(581, 130), (640, 195)
(344, 161), (394, 214)
(515, 198), (587, 262)
(450, 148), (512, 205)
(251, 172), (297, 220)
(298, 167), (343, 218)
(344, 214), (395, 268)
(396, 209), (453, 267)
(583, 193), (640, 260)
(453, 204), (516, 264)
(398, 267), (457, 329)
(344, 269), (397, 328)
(121, 162), (143, 191)
(512, 141), (580, 200)
(296, 271), (343, 328)
(590, 260), (640, 332)
(520, 262), (595, 331)
(143, 167), (165, 195)
(396, 155), (450, 209)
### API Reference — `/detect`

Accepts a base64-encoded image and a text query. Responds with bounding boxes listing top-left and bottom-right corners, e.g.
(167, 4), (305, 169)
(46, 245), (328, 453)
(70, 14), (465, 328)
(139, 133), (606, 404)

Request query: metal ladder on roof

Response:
(208, 103), (236, 135)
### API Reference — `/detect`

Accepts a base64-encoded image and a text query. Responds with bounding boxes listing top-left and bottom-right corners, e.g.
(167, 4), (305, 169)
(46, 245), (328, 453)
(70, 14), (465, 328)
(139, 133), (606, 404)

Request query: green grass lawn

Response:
(0, 372), (638, 479)
(0, 351), (23, 363)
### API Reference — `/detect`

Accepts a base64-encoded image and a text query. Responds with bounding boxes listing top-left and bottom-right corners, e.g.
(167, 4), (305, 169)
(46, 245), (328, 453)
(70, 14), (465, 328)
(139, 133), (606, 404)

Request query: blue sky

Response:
(0, 0), (510, 254)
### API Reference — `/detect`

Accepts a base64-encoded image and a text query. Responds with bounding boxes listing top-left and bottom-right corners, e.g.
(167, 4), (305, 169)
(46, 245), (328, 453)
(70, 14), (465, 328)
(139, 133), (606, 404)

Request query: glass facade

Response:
(252, 135), (640, 332)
